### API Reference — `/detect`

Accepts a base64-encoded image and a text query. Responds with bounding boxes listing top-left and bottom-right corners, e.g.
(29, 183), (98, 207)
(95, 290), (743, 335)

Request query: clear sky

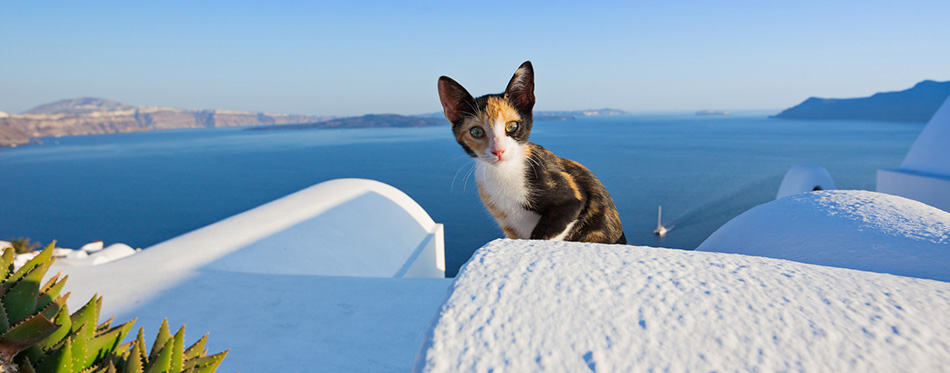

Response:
(2, 1), (949, 116)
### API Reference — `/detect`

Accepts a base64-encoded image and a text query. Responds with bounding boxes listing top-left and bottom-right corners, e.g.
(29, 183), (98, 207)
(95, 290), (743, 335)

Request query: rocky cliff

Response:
(0, 98), (332, 147)
(772, 80), (950, 122)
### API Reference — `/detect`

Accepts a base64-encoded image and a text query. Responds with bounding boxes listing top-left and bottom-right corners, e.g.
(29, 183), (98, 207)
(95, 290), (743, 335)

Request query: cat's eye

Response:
(469, 126), (485, 138)
(505, 121), (519, 133)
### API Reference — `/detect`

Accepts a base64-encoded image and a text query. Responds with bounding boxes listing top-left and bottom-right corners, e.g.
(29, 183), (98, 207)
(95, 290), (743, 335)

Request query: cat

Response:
(438, 61), (626, 244)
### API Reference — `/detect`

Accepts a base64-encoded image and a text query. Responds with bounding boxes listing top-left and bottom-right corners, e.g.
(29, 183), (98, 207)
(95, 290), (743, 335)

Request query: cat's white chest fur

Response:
(475, 148), (540, 239)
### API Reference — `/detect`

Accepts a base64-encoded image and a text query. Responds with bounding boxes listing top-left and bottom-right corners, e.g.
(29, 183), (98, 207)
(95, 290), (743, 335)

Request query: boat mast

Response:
(653, 205), (668, 236)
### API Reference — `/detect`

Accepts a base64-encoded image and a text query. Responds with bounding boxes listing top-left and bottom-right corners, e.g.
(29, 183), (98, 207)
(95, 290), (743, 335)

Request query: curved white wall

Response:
(878, 95), (950, 211)
(134, 178), (445, 277)
(776, 164), (836, 199)
(55, 178), (445, 316)
(901, 95), (950, 175)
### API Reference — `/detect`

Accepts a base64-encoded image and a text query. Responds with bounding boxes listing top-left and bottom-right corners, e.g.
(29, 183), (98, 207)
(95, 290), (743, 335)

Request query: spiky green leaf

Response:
(37, 273), (68, 313)
(6, 243), (54, 287)
(0, 314), (59, 347)
(170, 326), (184, 373)
(35, 336), (72, 373)
(69, 296), (100, 338)
(134, 327), (147, 367)
(70, 322), (90, 371)
(38, 293), (69, 322)
(121, 338), (144, 373)
(187, 350), (228, 373)
(147, 320), (171, 363)
(40, 272), (62, 297)
(96, 316), (115, 334)
(3, 267), (44, 324)
(86, 319), (135, 368)
(38, 305), (72, 351)
(0, 299), (10, 334)
(19, 355), (37, 373)
(182, 334), (207, 362)
(145, 337), (173, 373)
(2, 314), (59, 371)
(0, 248), (13, 280)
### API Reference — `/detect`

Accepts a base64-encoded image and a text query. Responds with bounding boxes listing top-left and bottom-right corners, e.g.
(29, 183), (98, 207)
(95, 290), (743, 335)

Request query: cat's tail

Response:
(614, 232), (627, 245)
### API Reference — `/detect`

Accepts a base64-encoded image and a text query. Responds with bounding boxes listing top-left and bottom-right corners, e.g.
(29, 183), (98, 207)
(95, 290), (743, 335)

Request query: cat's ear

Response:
(438, 76), (476, 124)
(505, 61), (535, 112)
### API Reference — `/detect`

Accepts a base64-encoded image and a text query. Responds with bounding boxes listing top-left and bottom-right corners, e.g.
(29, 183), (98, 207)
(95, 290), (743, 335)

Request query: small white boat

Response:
(653, 205), (668, 236)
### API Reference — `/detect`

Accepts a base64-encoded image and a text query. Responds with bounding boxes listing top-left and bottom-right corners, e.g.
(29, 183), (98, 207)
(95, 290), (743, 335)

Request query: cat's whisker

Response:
(451, 162), (469, 192)
(462, 162), (477, 191)
(526, 155), (542, 179)
(452, 161), (476, 192)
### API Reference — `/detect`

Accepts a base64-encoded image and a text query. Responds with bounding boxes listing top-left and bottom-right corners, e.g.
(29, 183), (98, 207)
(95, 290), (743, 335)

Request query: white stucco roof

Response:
(698, 190), (950, 281)
(415, 239), (950, 372)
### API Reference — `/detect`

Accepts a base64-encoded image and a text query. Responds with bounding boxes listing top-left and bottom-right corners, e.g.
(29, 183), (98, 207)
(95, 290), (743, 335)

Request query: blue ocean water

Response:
(0, 114), (924, 276)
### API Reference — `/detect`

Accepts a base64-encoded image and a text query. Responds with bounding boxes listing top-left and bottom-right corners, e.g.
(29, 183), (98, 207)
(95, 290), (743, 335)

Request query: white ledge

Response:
(415, 239), (950, 372)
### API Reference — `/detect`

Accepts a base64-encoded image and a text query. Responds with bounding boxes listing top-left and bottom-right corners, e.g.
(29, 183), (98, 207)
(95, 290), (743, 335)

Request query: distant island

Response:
(536, 108), (628, 118)
(696, 109), (730, 116)
(0, 97), (333, 147)
(251, 114), (444, 131)
(772, 80), (950, 122)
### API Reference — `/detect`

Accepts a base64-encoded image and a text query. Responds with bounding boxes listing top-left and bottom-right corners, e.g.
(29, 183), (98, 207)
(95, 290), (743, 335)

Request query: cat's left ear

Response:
(438, 76), (476, 125)
(505, 61), (535, 112)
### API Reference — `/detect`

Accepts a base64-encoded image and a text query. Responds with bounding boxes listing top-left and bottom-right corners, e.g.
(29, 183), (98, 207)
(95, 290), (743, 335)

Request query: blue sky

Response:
(2, 1), (949, 116)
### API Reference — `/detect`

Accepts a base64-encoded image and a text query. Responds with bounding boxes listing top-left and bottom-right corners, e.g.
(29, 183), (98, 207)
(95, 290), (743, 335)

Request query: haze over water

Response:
(0, 114), (923, 276)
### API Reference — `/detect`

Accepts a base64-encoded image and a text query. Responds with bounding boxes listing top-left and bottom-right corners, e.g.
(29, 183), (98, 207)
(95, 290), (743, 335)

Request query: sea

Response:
(0, 113), (925, 276)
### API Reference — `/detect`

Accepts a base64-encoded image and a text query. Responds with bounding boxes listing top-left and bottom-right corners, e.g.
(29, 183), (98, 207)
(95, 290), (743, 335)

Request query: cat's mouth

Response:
(481, 151), (509, 164)
(481, 155), (505, 164)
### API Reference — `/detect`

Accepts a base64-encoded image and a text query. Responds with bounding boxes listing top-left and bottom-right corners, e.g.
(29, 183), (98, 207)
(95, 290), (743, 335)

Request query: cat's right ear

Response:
(438, 76), (476, 124)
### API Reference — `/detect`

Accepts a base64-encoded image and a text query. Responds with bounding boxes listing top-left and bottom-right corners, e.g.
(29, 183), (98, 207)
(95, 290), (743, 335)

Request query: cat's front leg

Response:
(529, 200), (583, 241)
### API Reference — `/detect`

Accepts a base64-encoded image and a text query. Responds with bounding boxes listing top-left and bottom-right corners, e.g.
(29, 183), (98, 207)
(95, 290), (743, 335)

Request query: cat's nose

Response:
(492, 148), (506, 160)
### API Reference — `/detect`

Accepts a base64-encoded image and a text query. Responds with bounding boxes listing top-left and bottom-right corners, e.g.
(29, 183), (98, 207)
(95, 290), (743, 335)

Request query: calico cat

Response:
(438, 61), (626, 244)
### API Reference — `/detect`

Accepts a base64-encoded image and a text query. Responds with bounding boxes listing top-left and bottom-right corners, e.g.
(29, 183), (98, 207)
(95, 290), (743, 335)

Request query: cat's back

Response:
(525, 143), (625, 243)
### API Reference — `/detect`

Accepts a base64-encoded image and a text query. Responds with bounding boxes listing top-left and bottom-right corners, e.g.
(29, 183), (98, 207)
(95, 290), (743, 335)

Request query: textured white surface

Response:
(416, 239), (950, 372)
(698, 190), (950, 281)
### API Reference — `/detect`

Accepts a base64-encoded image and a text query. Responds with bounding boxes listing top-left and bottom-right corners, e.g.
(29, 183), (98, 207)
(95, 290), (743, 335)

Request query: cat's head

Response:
(438, 61), (535, 165)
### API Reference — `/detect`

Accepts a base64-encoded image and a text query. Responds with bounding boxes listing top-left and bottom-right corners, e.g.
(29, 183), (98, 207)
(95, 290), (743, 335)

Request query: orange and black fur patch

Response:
(438, 61), (626, 244)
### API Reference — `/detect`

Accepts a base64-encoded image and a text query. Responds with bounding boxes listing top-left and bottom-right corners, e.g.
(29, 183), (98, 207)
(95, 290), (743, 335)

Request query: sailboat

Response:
(653, 205), (668, 236)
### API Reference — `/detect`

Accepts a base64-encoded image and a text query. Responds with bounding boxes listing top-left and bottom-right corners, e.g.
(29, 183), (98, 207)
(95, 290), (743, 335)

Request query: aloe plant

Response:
(0, 243), (228, 373)
(6, 238), (40, 255)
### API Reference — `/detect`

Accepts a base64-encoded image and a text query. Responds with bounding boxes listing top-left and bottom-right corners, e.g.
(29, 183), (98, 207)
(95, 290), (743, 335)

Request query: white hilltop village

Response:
(5, 96), (950, 371)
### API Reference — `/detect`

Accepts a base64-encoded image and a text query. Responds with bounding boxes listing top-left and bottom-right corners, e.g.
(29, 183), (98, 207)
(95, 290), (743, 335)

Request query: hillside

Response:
(251, 114), (444, 131)
(0, 98), (332, 147)
(772, 80), (950, 122)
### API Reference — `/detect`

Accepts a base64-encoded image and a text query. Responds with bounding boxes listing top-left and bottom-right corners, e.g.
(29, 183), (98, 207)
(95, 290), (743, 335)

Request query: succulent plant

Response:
(6, 239), (40, 255)
(0, 243), (228, 373)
